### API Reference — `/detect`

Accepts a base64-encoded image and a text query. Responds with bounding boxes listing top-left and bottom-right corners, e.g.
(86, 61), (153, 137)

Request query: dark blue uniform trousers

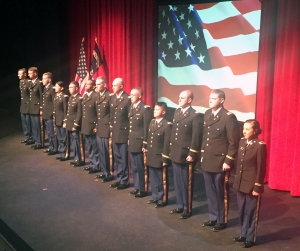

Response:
(149, 166), (163, 202)
(56, 125), (66, 158)
(96, 136), (111, 177)
(21, 113), (32, 140)
(85, 134), (100, 170)
(44, 119), (55, 151)
(172, 162), (188, 210)
(203, 171), (226, 223)
(112, 143), (128, 185)
(237, 191), (259, 242)
(30, 114), (41, 147)
(69, 131), (81, 161)
(130, 152), (144, 192)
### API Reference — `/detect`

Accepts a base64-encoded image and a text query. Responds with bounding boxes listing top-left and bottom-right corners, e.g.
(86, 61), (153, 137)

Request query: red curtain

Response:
(257, 0), (300, 196)
(69, 0), (157, 107)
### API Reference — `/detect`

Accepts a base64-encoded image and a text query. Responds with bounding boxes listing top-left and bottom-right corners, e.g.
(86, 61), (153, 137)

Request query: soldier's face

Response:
(95, 80), (106, 93)
(243, 122), (256, 140)
(178, 91), (191, 108)
(85, 81), (94, 92)
(112, 82), (122, 94)
(54, 84), (63, 93)
(209, 93), (224, 110)
(130, 89), (141, 104)
(154, 105), (165, 119)
(69, 84), (78, 95)
(18, 70), (26, 80)
(28, 70), (37, 80)
(42, 74), (51, 86)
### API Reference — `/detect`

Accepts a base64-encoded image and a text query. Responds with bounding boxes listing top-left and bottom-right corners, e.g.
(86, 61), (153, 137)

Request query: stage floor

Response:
(1, 129), (300, 250)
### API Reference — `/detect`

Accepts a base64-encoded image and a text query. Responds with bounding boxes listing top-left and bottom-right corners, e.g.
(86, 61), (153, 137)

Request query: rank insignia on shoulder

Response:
(259, 141), (266, 144)
(167, 122), (173, 125)
(144, 105), (150, 108)
(176, 107), (180, 110)
(195, 111), (200, 114)
(64, 95), (69, 97)
(79, 97), (83, 99)
(109, 93), (114, 96)
(227, 112), (232, 115)
(241, 137), (245, 139)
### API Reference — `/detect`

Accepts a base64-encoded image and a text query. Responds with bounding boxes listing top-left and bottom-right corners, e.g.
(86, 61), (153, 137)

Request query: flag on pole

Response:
(90, 37), (105, 80)
(75, 37), (89, 95)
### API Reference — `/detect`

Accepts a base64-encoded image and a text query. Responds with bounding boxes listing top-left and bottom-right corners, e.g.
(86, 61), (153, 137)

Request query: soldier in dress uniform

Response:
(233, 119), (266, 248)
(201, 89), (240, 231)
(143, 102), (172, 207)
(40, 72), (56, 155)
(81, 80), (100, 174)
(53, 81), (69, 161)
(28, 67), (43, 149)
(109, 78), (131, 190)
(169, 90), (203, 219)
(18, 68), (32, 144)
(63, 81), (84, 167)
(128, 87), (152, 198)
(93, 76), (113, 182)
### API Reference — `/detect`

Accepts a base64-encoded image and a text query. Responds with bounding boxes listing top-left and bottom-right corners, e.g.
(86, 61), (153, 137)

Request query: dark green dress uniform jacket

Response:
(54, 93), (69, 126)
(19, 78), (30, 114)
(81, 91), (98, 135)
(233, 137), (267, 194)
(128, 101), (153, 153)
(64, 93), (82, 131)
(41, 84), (55, 120)
(169, 107), (203, 164)
(28, 79), (42, 115)
(201, 107), (240, 173)
(109, 92), (131, 144)
(145, 118), (172, 168)
(95, 89), (111, 138)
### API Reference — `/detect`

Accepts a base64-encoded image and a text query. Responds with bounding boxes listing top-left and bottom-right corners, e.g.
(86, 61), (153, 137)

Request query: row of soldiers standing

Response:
(18, 67), (266, 248)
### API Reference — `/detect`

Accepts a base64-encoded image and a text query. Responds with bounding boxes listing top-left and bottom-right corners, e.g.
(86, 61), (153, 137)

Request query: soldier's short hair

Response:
(96, 76), (107, 83)
(156, 102), (167, 111)
(131, 87), (143, 96)
(70, 81), (79, 88)
(43, 72), (53, 79)
(28, 67), (38, 73)
(211, 89), (225, 100)
(18, 68), (26, 73)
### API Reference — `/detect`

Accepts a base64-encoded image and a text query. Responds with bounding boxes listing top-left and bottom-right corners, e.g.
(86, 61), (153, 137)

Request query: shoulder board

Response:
(151, 119), (155, 121)
(144, 105), (150, 108)
(241, 137), (245, 139)
(227, 111), (232, 115)
(64, 95), (69, 97)
(79, 97), (83, 99)
(259, 141), (266, 145)
(176, 107), (180, 110)
(109, 93), (114, 96)
(167, 122), (173, 125)
(195, 111), (200, 114)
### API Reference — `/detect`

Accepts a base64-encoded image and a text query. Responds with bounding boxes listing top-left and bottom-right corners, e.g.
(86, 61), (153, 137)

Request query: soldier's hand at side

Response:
(186, 155), (194, 162)
(222, 163), (230, 171)
(40, 111), (43, 115)
(142, 148), (147, 153)
(62, 123), (66, 129)
(72, 127), (76, 131)
(162, 162), (168, 166)
(252, 191), (259, 196)
(93, 128), (97, 133)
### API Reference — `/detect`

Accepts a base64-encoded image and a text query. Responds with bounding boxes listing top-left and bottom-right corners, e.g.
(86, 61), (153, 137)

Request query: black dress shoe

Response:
(88, 169), (99, 174)
(20, 139), (28, 143)
(102, 176), (113, 183)
(155, 202), (165, 208)
(25, 141), (34, 145)
(243, 241), (255, 248)
(59, 157), (69, 161)
(170, 208), (184, 214)
(95, 174), (106, 179)
(48, 151), (57, 155)
(43, 149), (50, 153)
(83, 166), (92, 171)
(32, 145), (42, 150)
(147, 199), (158, 204)
(116, 184), (130, 190)
(180, 210), (191, 219)
(134, 191), (147, 198)
(201, 220), (217, 227)
(233, 237), (246, 242)
(129, 189), (139, 195)
(73, 161), (85, 167)
(56, 157), (62, 160)
(212, 223), (227, 232)
(109, 182), (120, 188)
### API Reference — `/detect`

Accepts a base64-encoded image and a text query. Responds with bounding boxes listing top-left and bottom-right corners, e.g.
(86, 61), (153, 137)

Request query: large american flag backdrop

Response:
(157, 0), (261, 121)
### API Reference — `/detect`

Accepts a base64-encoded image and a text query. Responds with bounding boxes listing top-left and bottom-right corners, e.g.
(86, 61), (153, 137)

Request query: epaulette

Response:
(167, 122), (173, 125)
(151, 118), (155, 121)
(241, 137), (245, 139)
(195, 111), (200, 114)
(79, 97), (83, 99)
(259, 141), (266, 145)
(144, 105), (150, 108)
(176, 107), (180, 110)
(64, 95), (69, 97)
(227, 111), (232, 115)
(109, 93), (114, 96)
